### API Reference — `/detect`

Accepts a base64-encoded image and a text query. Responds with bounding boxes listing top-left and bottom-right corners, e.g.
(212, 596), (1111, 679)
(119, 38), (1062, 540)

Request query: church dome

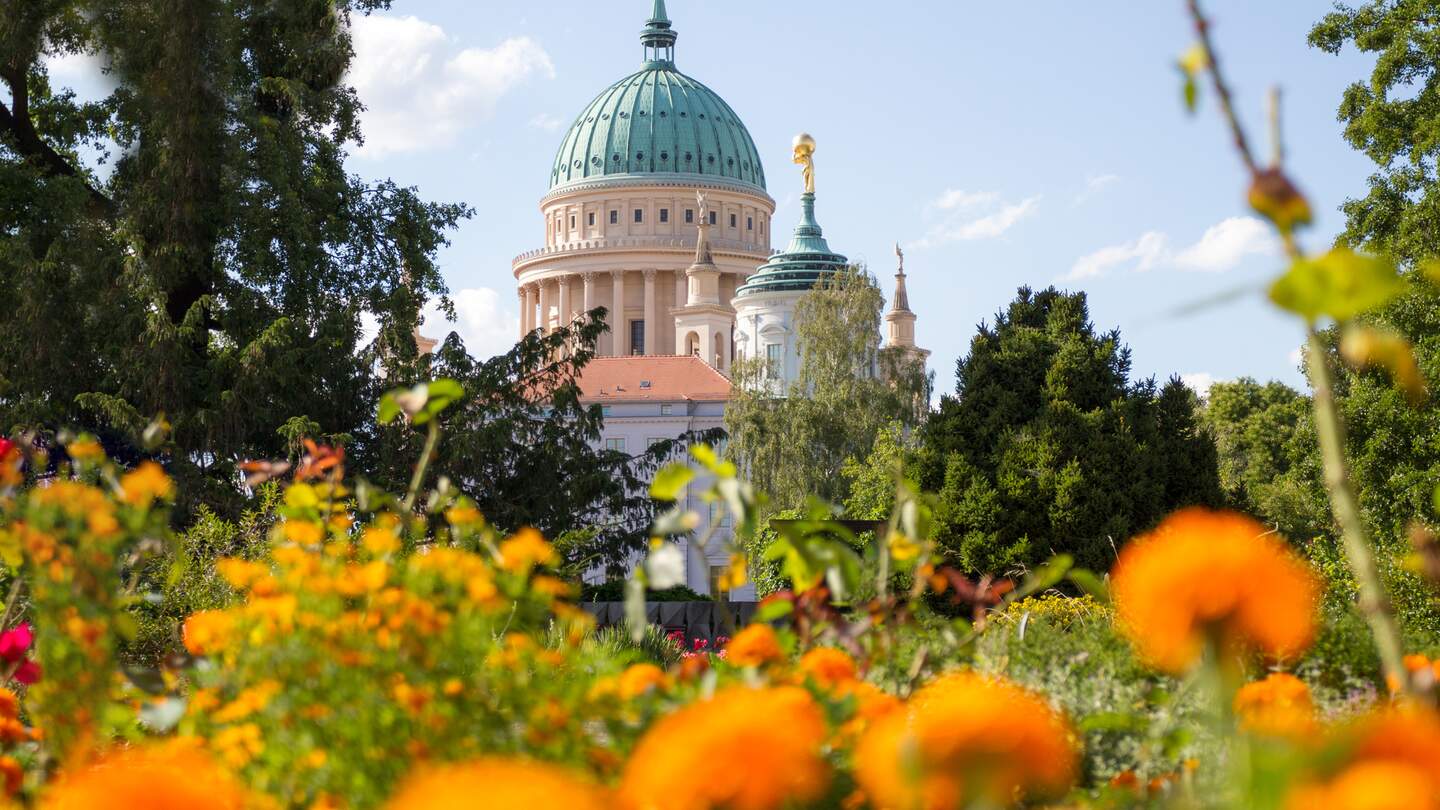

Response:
(548, 3), (767, 195)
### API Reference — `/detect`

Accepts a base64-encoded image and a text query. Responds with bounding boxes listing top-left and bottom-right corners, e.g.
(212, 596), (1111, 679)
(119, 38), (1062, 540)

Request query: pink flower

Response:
(12, 660), (39, 685)
(692, 638), (709, 652)
(0, 625), (32, 663)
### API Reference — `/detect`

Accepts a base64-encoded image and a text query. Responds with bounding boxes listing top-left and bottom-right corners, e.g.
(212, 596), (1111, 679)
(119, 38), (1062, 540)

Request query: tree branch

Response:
(0, 64), (115, 218)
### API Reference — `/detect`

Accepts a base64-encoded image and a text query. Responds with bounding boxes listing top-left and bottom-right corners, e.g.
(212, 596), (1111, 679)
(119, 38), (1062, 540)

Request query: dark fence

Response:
(580, 602), (759, 647)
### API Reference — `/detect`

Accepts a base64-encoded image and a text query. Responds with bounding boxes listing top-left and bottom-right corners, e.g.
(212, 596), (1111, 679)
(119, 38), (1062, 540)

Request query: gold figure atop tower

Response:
(792, 133), (816, 194)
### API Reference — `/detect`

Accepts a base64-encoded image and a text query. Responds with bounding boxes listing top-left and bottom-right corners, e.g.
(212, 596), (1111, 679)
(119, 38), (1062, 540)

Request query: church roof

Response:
(575, 356), (732, 403)
(548, 4), (767, 194)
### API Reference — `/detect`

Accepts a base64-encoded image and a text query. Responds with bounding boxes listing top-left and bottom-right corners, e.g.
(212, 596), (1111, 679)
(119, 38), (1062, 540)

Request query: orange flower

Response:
(855, 671), (1077, 810)
(0, 688), (19, 721)
(384, 758), (608, 810)
(181, 610), (235, 657)
(1234, 673), (1317, 739)
(1111, 508), (1319, 673)
(0, 755), (21, 795)
(498, 528), (557, 573)
(40, 747), (254, 810)
(119, 462), (173, 506)
(798, 647), (857, 688)
(725, 624), (783, 668)
(1286, 761), (1440, 810)
(617, 663), (669, 699)
(619, 686), (829, 810)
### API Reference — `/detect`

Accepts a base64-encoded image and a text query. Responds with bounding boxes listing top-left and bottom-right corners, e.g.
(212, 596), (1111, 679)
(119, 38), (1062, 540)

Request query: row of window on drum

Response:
(554, 208), (761, 234)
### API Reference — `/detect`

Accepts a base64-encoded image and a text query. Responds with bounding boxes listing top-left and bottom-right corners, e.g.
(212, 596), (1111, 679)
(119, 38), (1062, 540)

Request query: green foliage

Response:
(0, 1), (470, 509)
(975, 599), (1208, 786)
(1201, 378), (1331, 541)
(579, 581), (710, 603)
(841, 421), (915, 520)
(725, 266), (930, 511)
(918, 287), (1224, 574)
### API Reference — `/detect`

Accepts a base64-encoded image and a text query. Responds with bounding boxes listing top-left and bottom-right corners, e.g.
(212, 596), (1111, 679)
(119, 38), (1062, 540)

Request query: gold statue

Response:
(792, 133), (816, 194)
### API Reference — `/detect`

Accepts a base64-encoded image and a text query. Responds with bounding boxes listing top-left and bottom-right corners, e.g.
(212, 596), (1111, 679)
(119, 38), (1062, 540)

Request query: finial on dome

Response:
(792, 133), (816, 194)
(891, 243), (912, 314)
(641, 0), (678, 64)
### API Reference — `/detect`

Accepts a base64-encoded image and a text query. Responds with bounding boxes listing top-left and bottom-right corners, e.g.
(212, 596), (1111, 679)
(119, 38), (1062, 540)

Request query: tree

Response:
(1200, 378), (1330, 542)
(365, 312), (710, 577)
(724, 265), (930, 511)
(917, 287), (1222, 574)
(1309, 5), (1440, 545)
(0, 1), (468, 509)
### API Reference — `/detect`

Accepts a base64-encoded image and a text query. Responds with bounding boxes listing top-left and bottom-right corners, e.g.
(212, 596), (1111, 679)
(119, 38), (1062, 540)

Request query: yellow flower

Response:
(1234, 673), (1316, 739)
(212, 681), (281, 724)
(216, 559), (269, 591)
(65, 439), (104, 463)
(444, 504), (482, 526)
(498, 528), (557, 573)
(384, 758), (608, 810)
(887, 530), (920, 562)
(725, 624), (783, 668)
(717, 553), (748, 591)
(212, 723), (264, 768)
(40, 746), (254, 810)
(619, 686), (829, 810)
(182, 610), (236, 657)
(855, 671), (1078, 810)
(1111, 508), (1319, 673)
(362, 526), (401, 556)
(798, 647), (858, 689)
(283, 520), (324, 546)
(119, 461), (173, 506)
(617, 664), (669, 699)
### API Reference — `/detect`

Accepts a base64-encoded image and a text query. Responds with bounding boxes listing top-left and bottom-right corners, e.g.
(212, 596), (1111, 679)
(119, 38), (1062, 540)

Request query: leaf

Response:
(1081, 711), (1147, 733)
(652, 506), (700, 536)
(377, 391), (403, 425)
(1014, 554), (1074, 599)
(1248, 168), (1313, 233)
(1269, 248), (1406, 323)
(1340, 324), (1428, 405)
(1068, 569), (1110, 602)
(649, 464), (694, 501)
(755, 597), (793, 623)
(625, 577), (647, 643)
(139, 697), (187, 732)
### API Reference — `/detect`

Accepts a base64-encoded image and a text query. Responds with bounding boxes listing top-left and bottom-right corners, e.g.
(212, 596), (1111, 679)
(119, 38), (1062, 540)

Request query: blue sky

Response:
(54, 1), (1379, 395)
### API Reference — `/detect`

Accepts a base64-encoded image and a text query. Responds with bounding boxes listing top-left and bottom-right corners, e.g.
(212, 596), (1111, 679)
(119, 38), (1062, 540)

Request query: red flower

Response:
(693, 638), (709, 652)
(12, 661), (39, 686)
(0, 625), (32, 663)
(0, 440), (12, 458)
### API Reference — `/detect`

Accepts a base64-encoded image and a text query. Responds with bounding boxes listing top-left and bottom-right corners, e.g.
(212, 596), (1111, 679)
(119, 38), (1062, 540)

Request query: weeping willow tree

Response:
(724, 265), (931, 510)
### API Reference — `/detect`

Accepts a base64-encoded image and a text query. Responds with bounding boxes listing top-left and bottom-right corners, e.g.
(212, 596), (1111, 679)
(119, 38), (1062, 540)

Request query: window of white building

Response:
(765, 344), (782, 378)
(605, 438), (626, 452)
(660, 403), (673, 415)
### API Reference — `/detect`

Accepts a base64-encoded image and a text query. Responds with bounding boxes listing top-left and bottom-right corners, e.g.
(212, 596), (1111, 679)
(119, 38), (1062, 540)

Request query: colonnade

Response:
(520, 269), (715, 357)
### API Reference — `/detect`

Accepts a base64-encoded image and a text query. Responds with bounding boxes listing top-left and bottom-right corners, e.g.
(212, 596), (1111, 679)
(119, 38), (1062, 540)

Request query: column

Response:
(611, 270), (626, 356)
(523, 284), (538, 335)
(581, 272), (598, 351)
(538, 280), (552, 335)
(518, 289), (528, 338)
(558, 275), (572, 330)
(643, 269), (657, 356)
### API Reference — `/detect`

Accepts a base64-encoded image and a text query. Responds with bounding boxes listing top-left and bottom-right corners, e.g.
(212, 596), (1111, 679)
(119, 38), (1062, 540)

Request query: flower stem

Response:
(401, 421), (440, 515)
(1305, 329), (1409, 691)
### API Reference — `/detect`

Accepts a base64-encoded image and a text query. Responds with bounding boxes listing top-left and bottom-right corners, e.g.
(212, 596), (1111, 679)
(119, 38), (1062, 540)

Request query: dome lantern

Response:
(641, 0), (678, 66)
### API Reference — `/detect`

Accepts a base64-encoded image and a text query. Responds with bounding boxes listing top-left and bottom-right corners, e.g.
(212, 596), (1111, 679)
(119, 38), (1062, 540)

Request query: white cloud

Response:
(911, 193), (1041, 249)
(1065, 231), (1166, 281)
(1181, 372), (1222, 397)
(420, 287), (520, 360)
(348, 16), (555, 157)
(1074, 173), (1119, 205)
(1063, 216), (1277, 281)
(1172, 216), (1279, 272)
(932, 188), (999, 211)
(528, 113), (565, 132)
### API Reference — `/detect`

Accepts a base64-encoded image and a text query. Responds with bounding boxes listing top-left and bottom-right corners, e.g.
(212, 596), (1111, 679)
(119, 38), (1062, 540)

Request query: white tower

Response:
(673, 192), (736, 371)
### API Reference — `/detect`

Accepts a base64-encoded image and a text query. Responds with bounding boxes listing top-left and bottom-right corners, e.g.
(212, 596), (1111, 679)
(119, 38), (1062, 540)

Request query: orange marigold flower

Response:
(725, 624), (783, 668)
(497, 528), (557, 573)
(0, 755), (21, 795)
(283, 520), (324, 546)
(384, 758), (608, 810)
(1111, 508), (1319, 673)
(39, 747), (254, 810)
(798, 647), (857, 688)
(181, 610), (235, 657)
(119, 461), (172, 506)
(619, 686), (829, 810)
(1286, 761), (1440, 810)
(1234, 673), (1317, 739)
(855, 671), (1078, 810)
(617, 663), (669, 700)
(0, 688), (19, 721)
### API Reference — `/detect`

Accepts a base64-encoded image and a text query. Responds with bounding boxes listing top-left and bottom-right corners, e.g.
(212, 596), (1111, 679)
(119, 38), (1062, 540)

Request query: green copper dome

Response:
(548, 3), (766, 194)
(734, 192), (849, 298)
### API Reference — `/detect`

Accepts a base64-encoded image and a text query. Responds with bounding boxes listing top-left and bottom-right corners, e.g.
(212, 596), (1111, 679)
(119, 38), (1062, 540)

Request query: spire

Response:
(641, 0), (677, 64)
(891, 242), (911, 313)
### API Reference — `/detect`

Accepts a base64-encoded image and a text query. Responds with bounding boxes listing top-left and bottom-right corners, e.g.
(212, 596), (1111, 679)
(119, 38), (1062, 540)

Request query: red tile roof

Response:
(575, 356), (731, 403)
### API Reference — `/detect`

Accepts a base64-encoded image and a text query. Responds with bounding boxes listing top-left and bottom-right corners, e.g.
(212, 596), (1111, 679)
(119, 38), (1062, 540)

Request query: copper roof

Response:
(575, 355), (731, 402)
